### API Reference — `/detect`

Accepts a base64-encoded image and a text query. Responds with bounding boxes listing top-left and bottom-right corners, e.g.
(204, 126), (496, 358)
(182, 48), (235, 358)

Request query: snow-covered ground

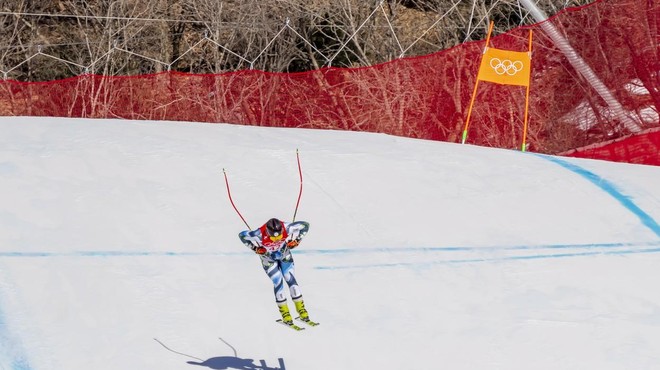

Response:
(1, 116), (660, 370)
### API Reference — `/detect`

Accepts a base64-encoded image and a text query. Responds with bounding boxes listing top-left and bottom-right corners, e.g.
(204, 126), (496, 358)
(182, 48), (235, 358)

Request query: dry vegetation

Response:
(2, 0), (653, 157)
(0, 0), (591, 81)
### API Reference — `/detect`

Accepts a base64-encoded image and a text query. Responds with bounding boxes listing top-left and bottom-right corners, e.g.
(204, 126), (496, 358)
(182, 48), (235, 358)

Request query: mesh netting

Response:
(0, 0), (657, 164)
(560, 128), (660, 165)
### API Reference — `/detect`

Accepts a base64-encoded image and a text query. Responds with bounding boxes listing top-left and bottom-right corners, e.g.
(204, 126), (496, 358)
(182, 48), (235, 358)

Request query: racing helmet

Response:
(265, 218), (283, 237)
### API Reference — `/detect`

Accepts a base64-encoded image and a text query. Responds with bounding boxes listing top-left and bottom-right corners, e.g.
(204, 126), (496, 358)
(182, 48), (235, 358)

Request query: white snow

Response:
(1, 116), (660, 370)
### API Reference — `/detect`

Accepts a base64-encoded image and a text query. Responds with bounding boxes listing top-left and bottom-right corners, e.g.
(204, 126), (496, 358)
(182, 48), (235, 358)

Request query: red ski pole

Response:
(223, 168), (251, 230)
(292, 149), (303, 222)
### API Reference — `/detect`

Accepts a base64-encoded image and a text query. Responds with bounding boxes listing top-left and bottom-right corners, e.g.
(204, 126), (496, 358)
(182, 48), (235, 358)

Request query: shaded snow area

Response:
(1, 116), (660, 370)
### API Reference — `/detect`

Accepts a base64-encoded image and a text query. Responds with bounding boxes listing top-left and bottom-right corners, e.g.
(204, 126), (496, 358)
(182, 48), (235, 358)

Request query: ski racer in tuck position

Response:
(239, 218), (313, 325)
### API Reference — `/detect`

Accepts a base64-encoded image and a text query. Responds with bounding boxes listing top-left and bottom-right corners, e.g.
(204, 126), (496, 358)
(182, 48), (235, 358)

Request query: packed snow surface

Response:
(1, 116), (660, 370)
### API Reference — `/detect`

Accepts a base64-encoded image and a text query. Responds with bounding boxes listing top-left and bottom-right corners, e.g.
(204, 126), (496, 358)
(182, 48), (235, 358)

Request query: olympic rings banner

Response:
(461, 21), (534, 150)
(477, 48), (531, 87)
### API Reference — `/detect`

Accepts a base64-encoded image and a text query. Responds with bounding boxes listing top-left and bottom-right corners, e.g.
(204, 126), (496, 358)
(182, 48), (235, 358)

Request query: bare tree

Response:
(0, 0), (592, 81)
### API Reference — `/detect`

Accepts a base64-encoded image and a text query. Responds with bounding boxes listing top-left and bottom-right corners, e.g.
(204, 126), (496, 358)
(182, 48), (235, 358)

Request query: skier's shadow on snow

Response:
(154, 337), (286, 370)
(187, 357), (285, 370)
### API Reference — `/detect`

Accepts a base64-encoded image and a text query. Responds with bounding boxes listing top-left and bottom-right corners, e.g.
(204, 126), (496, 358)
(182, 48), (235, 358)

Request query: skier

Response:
(239, 218), (313, 326)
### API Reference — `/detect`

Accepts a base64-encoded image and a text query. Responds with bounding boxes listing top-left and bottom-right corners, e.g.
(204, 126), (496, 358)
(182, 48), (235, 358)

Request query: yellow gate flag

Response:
(477, 47), (531, 87)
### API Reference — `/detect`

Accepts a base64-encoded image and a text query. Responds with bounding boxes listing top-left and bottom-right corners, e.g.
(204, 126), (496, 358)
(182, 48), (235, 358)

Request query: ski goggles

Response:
(269, 233), (283, 242)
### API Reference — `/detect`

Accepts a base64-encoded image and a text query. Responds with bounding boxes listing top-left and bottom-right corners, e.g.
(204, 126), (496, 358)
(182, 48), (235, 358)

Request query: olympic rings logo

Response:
(489, 58), (524, 76)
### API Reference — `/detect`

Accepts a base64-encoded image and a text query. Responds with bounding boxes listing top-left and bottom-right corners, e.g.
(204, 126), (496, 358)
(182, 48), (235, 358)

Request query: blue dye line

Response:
(536, 154), (660, 238)
(294, 241), (660, 255)
(3, 242), (659, 271)
(0, 241), (658, 258)
(2, 241), (660, 258)
(314, 246), (660, 270)
(0, 251), (247, 258)
(0, 297), (32, 370)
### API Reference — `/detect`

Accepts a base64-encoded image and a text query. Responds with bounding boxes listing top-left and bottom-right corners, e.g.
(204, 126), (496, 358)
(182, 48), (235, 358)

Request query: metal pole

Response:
(518, 0), (641, 132)
(292, 149), (303, 222)
(223, 169), (251, 230)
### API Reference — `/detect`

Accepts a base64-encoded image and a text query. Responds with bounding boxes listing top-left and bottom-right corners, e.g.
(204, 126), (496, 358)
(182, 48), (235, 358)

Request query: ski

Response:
(295, 317), (320, 327)
(276, 319), (305, 331)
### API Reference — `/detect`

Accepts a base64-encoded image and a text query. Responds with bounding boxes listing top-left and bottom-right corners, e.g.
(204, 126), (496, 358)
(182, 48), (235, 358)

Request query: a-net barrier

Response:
(560, 128), (660, 165)
(0, 0), (657, 165)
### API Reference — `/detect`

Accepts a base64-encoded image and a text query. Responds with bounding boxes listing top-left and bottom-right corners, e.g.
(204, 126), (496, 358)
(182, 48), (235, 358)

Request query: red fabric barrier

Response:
(0, 0), (658, 165)
(561, 128), (660, 166)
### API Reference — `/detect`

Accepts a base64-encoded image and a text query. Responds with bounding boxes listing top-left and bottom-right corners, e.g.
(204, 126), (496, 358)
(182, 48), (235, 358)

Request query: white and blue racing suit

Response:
(239, 221), (310, 304)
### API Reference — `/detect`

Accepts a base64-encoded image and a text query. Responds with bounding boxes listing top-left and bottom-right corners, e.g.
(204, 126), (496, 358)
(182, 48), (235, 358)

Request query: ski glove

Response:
(286, 239), (300, 249)
(254, 246), (267, 255)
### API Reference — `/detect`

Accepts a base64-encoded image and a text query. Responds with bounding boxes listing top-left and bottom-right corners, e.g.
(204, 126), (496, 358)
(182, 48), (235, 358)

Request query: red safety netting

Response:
(561, 128), (660, 165)
(0, 0), (658, 164)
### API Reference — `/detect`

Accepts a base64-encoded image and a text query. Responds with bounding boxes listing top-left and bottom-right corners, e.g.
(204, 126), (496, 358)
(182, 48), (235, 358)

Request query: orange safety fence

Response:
(0, 0), (658, 165)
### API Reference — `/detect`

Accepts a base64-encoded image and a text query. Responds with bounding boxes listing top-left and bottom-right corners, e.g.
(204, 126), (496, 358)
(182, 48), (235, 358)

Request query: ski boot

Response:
(276, 301), (305, 330)
(293, 298), (319, 326)
(293, 298), (309, 320)
(277, 301), (294, 325)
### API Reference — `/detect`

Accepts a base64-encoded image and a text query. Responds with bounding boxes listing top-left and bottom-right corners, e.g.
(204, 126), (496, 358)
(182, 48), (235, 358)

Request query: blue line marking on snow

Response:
(2, 241), (660, 258)
(0, 251), (246, 257)
(1, 242), (660, 258)
(537, 154), (660, 238)
(294, 241), (660, 255)
(3, 242), (660, 272)
(0, 299), (33, 370)
(314, 247), (660, 270)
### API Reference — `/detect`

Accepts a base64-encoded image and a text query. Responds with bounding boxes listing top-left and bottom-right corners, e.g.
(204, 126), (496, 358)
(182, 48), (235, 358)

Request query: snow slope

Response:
(1, 116), (660, 370)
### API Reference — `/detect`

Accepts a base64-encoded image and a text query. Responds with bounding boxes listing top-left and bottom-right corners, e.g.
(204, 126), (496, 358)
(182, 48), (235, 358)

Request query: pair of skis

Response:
(276, 317), (320, 331)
